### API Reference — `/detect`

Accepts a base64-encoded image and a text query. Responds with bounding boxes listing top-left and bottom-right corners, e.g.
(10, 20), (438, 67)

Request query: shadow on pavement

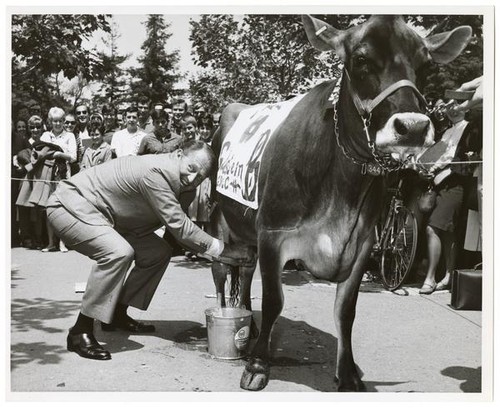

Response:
(11, 298), (82, 369)
(11, 341), (69, 369)
(441, 366), (482, 392)
(11, 268), (24, 289)
(170, 257), (212, 270)
(11, 298), (81, 334)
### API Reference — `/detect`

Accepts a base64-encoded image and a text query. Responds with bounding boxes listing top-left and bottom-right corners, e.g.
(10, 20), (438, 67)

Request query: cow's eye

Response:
(352, 55), (372, 79)
(355, 55), (368, 65)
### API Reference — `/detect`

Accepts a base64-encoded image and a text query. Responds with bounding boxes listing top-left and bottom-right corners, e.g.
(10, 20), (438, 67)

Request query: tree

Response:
(94, 18), (131, 107)
(189, 14), (357, 107)
(129, 15), (181, 103)
(189, 14), (483, 108)
(11, 14), (111, 113)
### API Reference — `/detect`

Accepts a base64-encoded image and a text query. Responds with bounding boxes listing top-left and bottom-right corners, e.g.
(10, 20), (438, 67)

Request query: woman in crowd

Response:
(80, 123), (113, 170)
(63, 113), (82, 175)
(193, 103), (213, 142)
(419, 104), (482, 294)
(15, 115), (46, 249)
(39, 107), (77, 252)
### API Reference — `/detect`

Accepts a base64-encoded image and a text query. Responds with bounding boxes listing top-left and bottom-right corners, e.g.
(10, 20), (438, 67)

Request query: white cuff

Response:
(204, 238), (224, 258)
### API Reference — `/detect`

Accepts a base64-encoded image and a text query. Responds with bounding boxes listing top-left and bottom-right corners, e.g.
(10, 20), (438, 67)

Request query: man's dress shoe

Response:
(67, 332), (111, 360)
(101, 317), (156, 333)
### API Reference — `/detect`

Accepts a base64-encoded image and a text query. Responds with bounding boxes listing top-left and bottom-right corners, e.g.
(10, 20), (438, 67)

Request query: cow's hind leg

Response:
(334, 237), (373, 392)
(211, 261), (232, 308)
(240, 240), (282, 391)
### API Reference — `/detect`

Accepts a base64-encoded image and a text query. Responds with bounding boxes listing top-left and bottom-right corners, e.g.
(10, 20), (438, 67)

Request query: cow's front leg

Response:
(240, 240), (282, 391)
(334, 237), (373, 392)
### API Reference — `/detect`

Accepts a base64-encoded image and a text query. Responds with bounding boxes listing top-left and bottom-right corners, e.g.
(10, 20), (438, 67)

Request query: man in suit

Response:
(46, 140), (250, 360)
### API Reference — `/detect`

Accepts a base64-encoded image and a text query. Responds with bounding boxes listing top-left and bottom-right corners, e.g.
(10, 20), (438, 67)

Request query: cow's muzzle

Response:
(376, 112), (435, 160)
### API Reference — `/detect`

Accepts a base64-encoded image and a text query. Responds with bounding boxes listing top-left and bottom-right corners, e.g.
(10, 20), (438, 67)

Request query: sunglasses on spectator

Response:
(29, 125), (42, 129)
(76, 111), (87, 115)
(65, 121), (76, 125)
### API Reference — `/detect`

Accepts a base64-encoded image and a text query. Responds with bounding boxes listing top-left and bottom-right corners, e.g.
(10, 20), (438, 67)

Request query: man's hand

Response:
(215, 242), (256, 267)
(453, 76), (483, 112)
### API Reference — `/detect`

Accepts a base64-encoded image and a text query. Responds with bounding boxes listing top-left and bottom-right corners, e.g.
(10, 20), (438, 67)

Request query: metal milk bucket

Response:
(205, 307), (252, 359)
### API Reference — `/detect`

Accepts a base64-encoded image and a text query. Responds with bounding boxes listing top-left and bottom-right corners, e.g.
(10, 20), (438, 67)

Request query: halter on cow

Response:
(210, 15), (472, 392)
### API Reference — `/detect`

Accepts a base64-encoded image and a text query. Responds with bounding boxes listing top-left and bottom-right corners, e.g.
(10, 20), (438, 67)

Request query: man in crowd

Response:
(75, 103), (90, 141)
(110, 106), (147, 157)
(46, 140), (252, 360)
(171, 98), (188, 135)
(136, 95), (154, 133)
(101, 104), (119, 145)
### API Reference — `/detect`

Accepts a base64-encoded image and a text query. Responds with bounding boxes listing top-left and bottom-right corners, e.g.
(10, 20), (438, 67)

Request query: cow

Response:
(209, 15), (472, 392)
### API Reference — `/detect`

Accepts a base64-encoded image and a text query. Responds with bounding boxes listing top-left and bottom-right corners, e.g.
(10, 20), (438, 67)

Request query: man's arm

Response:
(138, 169), (254, 265)
(138, 168), (222, 256)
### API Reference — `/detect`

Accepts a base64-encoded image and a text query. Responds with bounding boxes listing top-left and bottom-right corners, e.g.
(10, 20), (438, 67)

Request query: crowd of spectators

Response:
(11, 96), (221, 255)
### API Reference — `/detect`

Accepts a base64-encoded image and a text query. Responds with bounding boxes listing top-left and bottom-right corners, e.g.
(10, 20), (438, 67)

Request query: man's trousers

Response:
(47, 205), (172, 323)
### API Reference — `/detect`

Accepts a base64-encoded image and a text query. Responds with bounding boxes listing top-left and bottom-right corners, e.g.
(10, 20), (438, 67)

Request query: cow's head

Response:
(303, 15), (472, 164)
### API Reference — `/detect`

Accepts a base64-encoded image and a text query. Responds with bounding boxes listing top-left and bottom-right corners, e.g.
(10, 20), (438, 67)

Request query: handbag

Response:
(417, 185), (437, 213)
(450, 263), (482, 311)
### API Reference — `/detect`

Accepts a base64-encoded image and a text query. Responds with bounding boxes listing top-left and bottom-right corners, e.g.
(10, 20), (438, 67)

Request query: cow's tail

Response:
(228, 267), (240, 307)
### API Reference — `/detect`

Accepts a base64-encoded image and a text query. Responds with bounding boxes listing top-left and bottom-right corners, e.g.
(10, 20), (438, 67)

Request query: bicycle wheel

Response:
(380, 206), (418, 291)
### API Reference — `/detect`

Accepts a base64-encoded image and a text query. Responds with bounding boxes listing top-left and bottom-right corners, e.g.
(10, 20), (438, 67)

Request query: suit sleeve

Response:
(138, 168), (218, 255)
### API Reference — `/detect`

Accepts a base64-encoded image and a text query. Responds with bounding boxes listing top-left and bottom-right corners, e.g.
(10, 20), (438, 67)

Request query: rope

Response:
(415, 160), (483, 166)
(11, 162), (482, 184)
(11, 177), (62, 183)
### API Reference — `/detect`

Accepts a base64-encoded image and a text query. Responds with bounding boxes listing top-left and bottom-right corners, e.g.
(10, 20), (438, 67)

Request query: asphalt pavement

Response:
(9, 246), (485, 398)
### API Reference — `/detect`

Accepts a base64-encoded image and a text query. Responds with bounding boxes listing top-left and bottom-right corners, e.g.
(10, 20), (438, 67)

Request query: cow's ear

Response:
(302, 15), (346, 59)
(425, 26), (472, 64)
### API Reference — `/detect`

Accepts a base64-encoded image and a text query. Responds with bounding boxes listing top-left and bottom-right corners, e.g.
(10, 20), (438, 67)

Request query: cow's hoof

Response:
(334, 375), (366, 392)
(240, 358), (270, 391)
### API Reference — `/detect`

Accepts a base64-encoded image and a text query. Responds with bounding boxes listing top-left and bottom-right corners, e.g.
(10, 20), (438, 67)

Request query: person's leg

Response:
(47, 205), (134, 360)
(436, 231), (458, 290)
(42, 210), (57, 251)
(103, 233), (171, 332)
(420, 225), (441, 294)
(17, 206), (33, 247)
(119, 233), (172, 310)
(59, 239), (68, 252)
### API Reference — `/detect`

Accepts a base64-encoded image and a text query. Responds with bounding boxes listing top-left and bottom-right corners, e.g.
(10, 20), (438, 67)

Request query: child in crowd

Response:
(80, 124), (113, 170)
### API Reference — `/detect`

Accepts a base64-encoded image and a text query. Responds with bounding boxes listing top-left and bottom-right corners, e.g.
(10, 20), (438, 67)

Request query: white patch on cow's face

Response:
(375, 112), (434, 160)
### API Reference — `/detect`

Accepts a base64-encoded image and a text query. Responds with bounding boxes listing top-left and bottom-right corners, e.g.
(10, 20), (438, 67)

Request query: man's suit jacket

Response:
(46, 152), (214, 254)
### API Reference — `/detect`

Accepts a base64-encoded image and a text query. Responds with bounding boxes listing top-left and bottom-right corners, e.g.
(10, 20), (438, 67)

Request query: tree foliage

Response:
(11, 14), (111, 114)
(128, 15), (181, 103)
(94, 19), (131, 107)
(189, 14), (483, 110)
(189, 14), (343, 108)
(12, 14), (110, 80)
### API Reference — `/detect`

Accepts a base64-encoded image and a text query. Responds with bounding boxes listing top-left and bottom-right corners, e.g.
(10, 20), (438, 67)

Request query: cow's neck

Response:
(337, 79), (376, 166)
(314, 79), (386, 240)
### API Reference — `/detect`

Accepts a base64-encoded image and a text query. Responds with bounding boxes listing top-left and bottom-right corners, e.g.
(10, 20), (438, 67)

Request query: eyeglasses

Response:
(65, 121), (76, 125)
(29, 125), (42, 130)
(76, 111), (87, 115)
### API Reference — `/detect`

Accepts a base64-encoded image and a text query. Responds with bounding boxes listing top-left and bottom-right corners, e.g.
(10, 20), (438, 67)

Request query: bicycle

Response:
(372, 178), (418, 291)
